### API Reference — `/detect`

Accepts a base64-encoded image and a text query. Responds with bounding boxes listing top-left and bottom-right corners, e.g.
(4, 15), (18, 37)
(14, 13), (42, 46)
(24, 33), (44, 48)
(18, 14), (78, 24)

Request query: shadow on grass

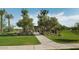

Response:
(53, 39), (79, 43)
(0, 33), (35, 36)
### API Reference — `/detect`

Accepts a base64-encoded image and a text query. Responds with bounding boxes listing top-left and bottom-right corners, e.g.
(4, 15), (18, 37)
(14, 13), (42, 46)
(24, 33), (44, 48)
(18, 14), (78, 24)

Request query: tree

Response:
(17, 9), (33, 33)
(17, 18), (33, 32)
(21, 9), (29, 19)
(0, 9), (5, 32)
(45, 17), (61, 35)
(5, 14), (13, 32)
(38, 10), (60, 34)
(46, 17), (58, 31)
(40, 10), (48, 16)
(76, 23), (79, 29)
(38, 10), (49, 34)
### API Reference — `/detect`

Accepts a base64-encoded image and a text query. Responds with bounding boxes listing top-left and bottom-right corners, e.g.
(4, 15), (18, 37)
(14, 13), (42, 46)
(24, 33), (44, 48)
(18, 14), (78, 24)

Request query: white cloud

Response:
(56, 12), (64, 17)
(30, 14), (38, 26)
(49, 12), (79, 27)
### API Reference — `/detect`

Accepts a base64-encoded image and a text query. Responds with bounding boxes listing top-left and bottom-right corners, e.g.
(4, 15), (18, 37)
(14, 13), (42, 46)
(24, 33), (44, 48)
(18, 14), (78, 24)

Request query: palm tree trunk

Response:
(8, 19), (10, 32)
(0, 15), (3, 32)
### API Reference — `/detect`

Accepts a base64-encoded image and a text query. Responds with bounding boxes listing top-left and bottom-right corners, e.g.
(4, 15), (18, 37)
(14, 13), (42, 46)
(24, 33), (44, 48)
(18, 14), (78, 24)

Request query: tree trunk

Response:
(23, 27), (26, 32)
(8, 19), (10, 32)
(0, 16), (3, 32)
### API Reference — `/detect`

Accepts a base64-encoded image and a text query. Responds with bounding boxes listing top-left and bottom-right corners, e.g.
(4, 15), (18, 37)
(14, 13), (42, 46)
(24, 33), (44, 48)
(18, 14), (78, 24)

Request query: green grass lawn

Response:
(45, 30), (79, 43)
(0, 36), (40, 46)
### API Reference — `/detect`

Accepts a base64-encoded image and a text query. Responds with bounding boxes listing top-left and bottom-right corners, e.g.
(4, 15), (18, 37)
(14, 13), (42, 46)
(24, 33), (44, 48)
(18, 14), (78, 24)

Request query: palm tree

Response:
(21, 9), (28, 19)
(40, 10), (48, 16)
(0, 9), (5, 32)
(5, 14), (13, 32)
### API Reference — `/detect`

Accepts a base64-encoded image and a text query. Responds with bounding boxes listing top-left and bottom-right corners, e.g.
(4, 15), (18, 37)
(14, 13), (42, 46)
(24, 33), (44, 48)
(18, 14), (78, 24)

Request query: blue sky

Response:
(3, 8), (79, 27)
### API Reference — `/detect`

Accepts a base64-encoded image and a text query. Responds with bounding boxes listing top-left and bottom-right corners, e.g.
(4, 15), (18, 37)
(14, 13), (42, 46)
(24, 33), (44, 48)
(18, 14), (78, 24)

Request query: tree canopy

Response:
(38, 10), (61, 35)
(17, 9), (33, 33)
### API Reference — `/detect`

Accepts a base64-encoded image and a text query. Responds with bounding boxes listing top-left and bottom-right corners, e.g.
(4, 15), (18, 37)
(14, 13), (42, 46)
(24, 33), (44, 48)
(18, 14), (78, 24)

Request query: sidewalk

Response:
(33, 32), (76, 50)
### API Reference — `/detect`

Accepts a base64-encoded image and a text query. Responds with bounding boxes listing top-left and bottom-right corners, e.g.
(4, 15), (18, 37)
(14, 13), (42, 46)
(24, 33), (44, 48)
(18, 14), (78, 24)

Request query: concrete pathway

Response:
(0, 32), (79, 50)
(35, 32), (79, 49)
(34, 32), (79, 50)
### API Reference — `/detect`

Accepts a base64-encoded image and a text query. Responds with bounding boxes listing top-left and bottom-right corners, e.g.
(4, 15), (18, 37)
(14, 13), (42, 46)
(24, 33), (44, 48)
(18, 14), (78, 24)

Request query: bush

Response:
(0, 32), (17, 36)
(17, 32), (33, 36)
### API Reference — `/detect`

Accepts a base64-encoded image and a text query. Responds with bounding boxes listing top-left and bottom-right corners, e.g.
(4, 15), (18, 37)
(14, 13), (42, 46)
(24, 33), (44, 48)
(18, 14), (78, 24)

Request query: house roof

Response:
(14, 26), (22, 29)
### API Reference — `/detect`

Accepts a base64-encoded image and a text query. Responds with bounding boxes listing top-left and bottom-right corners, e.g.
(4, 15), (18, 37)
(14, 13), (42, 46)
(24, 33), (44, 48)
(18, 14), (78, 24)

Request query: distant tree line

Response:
(70, 23), (79, 34)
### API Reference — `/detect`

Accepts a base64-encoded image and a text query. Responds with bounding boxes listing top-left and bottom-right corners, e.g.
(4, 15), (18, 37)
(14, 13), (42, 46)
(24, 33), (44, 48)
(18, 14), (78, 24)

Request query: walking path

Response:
(0, 32), (79, 50)
(34, 32), (79, 50)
